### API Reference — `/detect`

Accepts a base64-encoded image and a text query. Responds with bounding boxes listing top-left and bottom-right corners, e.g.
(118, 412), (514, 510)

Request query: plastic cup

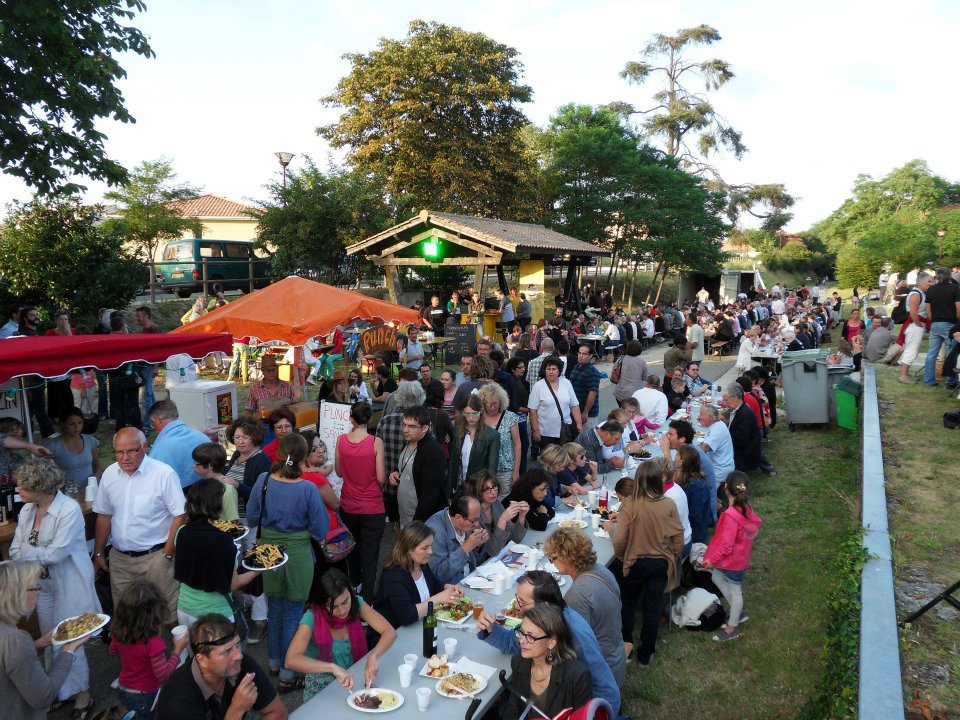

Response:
(404, 653), (418, 667)
(591, 513), (601, 529)
(399, 664), (413, 688)
(417, 687), (431, 711)
(443, 638), (457, 659)
(472, 601), (484, 621)
(587, 490), (598, 507)
(171, 625), (189, 665)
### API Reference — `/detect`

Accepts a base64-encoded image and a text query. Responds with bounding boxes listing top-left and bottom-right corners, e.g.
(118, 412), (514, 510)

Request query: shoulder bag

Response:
(545, 380), (577, 444)
(610, 356), (624, 384)
(319, 512), (356, 563)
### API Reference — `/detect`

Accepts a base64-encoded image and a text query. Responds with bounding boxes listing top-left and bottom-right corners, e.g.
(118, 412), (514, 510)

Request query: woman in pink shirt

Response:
(335, 402), (386, 597)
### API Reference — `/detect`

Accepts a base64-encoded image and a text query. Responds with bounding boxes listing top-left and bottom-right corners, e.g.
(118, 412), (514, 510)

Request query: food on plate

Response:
(591, 508), (611, 519)
(694, 431), (706, 438)
(54, 612), (103, 642)
(558, 519), (587, 529)
(426, 653), (450, 677)
(352, 690), (399, 710)
(629, 448), (651, 459)
(435, 598), (473, 622)
(503, 602), (523, 619)
(212, 519), (247, 538)
(439, 672), (482, 696)
(243, 543), (285, 569)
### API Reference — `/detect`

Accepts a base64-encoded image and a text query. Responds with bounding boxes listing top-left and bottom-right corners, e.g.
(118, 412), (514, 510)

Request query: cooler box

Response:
(168, 380), (238, 431)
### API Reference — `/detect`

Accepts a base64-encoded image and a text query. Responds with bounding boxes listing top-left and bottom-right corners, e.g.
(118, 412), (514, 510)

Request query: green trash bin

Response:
(834, 378), (861, 430)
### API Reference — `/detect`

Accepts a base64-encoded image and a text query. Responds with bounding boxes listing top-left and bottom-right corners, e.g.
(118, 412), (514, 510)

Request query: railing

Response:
(147, 257), (265, 301)
(859, 365), (905, 719)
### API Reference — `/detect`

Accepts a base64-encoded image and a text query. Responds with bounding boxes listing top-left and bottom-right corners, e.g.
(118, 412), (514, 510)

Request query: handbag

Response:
(79, 393), (100, 434)
(247, 474), (269, 596)
(545, 380), (577, 443)
(610, 356), (624, 384)
(319, 514), (356, 562)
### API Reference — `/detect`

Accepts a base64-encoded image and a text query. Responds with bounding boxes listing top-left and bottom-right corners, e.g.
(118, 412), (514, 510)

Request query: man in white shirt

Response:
(770, 293), (786, 316)
(632, 375), (669, 429)
(697, 404), (734, 486)
(0, 305), (19, 338)
(93, 427), (186, 623)
(401, 326), (425, 370)
(641, 314), (655, 340)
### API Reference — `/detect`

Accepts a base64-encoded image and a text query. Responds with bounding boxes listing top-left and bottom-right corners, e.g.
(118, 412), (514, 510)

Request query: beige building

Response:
(167, 194), (259, 242)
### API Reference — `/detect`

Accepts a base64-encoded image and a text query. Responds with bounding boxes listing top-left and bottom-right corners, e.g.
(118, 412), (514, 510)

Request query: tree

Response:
(0, 197), (146, 313)
(0, 0), (154, 194)
(614, 24), (794, 227)
(103, 159), (202, 268)
(320, 20), (536, 219)
(252, 160), (392, 287)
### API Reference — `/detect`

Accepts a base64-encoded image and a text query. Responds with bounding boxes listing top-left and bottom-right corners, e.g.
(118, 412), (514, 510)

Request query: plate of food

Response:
(420, 653), (452, 678)
(628, 448), (651, 459)
(52, 612), (110, 647)
(435, 598), (473, 624)
(212, 519), (248, 542)
(436, 672), (487, 698)
(558, 518), (588, 529)
(347, 689), (404, 713)
(498, 602), (523, 628)
(241, 543), (288, 571)
(694, 431), (706, 439)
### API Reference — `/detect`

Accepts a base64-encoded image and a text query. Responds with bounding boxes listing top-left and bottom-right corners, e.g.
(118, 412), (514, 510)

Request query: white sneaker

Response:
(111, 676), (120, 690)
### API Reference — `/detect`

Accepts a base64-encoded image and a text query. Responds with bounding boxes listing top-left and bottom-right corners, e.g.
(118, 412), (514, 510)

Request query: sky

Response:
(2, 0), (959, 231)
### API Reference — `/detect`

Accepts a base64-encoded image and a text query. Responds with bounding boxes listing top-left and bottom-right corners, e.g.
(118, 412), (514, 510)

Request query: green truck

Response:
(156, 239), (271, 297)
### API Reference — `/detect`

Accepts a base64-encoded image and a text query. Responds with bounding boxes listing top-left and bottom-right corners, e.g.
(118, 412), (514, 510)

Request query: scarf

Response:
(311, 604), (367, 665)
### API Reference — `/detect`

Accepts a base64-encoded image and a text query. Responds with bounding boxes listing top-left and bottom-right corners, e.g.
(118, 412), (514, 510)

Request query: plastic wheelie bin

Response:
(834, 376), (862, 430)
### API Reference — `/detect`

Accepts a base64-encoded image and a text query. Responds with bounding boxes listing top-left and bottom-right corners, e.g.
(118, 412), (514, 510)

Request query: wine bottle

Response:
(423, 601), (438, 658)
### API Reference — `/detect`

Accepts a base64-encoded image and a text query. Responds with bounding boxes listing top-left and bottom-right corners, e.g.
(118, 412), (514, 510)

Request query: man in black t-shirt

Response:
(156, 614), (287, 720)
(923, 267), (960, 386)
(423, 294), (449, 336)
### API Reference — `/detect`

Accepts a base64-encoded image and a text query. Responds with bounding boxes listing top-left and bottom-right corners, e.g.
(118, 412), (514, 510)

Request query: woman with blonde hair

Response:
(10, 459), (99, 717)
(543, 527), (625, 686)
(477, 382), (521, 492)
(611, 458), (683, 666)
(0, 561), (90, 720)
(372, 521), (464, 627)
(735, 326), (758, 373)
(450, 394), (500, 494)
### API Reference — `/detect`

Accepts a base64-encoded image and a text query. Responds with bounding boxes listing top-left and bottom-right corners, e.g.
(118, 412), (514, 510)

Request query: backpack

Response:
(944, 410), (960, 429)
(891, 288), (918, 325)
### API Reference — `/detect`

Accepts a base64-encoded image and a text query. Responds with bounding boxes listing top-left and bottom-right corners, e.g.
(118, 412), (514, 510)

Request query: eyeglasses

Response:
(482, 485), (498, 494)
(273, 423), (293, 431)
(113, 446), (144, 458)
(463, 411), (480, 418)
(27, 586), (41, 592)
(515, 628), (549, 644)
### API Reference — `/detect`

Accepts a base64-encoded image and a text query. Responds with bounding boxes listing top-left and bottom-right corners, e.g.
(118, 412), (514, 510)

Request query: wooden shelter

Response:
(346, 210), (611, 304)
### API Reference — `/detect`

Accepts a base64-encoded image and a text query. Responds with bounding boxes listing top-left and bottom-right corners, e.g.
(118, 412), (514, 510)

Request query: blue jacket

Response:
(478, 605), (621, 714)
(425, 508), (482, 585)
(149, 420), (210, 488)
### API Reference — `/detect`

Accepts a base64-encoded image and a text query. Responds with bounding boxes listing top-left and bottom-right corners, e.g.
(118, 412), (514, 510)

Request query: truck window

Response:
(163, 243), (187, 261)
(225, 243), (251, 259)
(199, 243), (222, 258)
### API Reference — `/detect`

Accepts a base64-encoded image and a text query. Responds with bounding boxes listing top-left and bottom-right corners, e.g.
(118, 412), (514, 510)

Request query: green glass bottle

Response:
(423, 600), (438, 657)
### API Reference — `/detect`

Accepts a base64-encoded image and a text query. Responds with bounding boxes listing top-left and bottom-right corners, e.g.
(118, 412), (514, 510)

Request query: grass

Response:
(621, 423), (861, 719)
(874, 366), (960, 716)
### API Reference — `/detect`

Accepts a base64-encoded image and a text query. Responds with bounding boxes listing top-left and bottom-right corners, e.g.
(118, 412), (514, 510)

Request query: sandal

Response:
(712, 627), (741, 642)
(277, 678), (304, 694)
(70, 696), (96, 720)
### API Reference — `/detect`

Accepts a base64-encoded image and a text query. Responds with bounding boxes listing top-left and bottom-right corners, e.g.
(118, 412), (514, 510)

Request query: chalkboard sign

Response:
(444, 323), (478, 364)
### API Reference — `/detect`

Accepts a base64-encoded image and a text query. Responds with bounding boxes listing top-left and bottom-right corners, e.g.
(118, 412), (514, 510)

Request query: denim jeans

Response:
(924, 322), (955, 384)
(711, 568), (746, 627)
(340, 511), (385, 597)
(517, 418), (529, 474)
(267, 596), (306, 682)
(117, 687), (158, 720)
(319, 353), (343, 377)
(619, 557), (669, 662)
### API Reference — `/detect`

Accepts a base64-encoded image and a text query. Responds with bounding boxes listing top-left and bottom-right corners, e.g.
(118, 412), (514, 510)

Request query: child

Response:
(702, 472), (762, 642)
(559, 442), (598, 491)
(192, 443), (237, 521)
(108, 583), (190, 720)
(601, 476), (634, 534)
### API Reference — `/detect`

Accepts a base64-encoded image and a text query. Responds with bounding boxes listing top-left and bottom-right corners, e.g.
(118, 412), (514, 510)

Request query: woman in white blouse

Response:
(528, 356), (582, 451)
(10, 459), (100, 717)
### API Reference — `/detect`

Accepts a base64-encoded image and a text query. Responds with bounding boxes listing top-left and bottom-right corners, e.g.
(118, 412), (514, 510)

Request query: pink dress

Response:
(338, 434), (384, 515)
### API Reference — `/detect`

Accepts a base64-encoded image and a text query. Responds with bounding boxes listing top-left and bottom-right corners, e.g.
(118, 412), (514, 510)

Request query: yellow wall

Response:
(183, 218), (259, 242)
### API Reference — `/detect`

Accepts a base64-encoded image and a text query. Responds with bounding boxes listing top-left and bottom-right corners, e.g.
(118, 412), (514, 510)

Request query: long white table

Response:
(290, 501), (615, 720)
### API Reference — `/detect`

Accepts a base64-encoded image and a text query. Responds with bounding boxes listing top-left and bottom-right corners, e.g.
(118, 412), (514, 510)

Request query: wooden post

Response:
(474, 264), (486, 295)
(495, 265), (509, 295)
(384, 264), (403, 305)
(149, 259), (157, 303)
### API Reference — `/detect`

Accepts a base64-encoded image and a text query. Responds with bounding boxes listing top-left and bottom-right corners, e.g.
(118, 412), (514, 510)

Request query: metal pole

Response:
(202, 257), (209, 297)
(248, 256), (255, 293)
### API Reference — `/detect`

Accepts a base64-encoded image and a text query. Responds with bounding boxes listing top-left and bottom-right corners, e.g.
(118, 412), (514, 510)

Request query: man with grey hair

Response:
(864, 317), (896, 363)
(722, 384), (763, 473)
(697, 403), (734, 487)
(899, 272), (934, 384)
(526, 338), (555, 386)
(93, 426), (185, 623)
(923, 267), (960, 386)
(148, 399), (211, 488)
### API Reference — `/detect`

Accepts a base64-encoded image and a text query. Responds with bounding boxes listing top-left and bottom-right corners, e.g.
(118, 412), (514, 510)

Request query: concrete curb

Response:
(859, 365), (905, 719)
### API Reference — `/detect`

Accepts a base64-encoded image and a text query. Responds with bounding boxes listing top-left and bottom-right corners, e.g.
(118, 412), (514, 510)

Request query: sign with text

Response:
(359, 324), (398, 359)
(317, 400), (353, 495)
(0, 380), (28, 426)
(444, 323), (478, 364)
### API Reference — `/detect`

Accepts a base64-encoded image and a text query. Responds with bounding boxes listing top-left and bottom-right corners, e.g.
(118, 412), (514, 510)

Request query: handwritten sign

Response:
(0, 380), (28, 425)
(444, 324), (477, 364)
(359, 324), (398, 358)
(317, 400), (353, 495)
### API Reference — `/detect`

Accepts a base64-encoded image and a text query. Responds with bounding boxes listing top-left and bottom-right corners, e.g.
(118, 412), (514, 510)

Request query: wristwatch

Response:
(93, 552), (104, 558)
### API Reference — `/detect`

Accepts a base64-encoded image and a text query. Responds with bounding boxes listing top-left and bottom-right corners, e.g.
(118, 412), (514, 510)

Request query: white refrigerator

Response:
(168, 380), (238, 431)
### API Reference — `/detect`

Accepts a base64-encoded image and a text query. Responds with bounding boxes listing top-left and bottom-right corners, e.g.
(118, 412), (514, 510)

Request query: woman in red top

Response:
(301, 431), (346, 578)
(335, 402), (385, 597)
(262, 407), (296, 463)
(841, 309), (863, 344)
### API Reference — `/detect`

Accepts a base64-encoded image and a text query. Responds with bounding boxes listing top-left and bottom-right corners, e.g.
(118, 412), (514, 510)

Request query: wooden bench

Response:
(710, 340), (730, 358)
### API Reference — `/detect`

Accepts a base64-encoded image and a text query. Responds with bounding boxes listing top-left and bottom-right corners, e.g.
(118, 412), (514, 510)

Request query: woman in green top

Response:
(285, 568), (396, 702)
(192, 443), (239, 521)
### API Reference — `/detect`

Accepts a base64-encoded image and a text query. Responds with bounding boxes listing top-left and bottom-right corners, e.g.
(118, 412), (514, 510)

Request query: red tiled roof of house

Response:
(168, 194), (256, 218)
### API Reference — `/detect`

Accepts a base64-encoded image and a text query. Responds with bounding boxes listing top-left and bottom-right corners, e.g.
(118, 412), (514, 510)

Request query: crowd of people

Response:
(4, 265), (955, 720)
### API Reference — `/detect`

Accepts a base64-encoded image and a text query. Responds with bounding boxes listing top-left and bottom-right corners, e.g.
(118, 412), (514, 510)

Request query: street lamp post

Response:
(936, 229), (946, 260)
(275, 151), (295, 191)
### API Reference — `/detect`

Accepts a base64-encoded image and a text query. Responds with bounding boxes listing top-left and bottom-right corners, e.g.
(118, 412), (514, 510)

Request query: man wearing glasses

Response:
(156, 613), (287, 719)
(390, 406), (448, 527)
(474, 571), (621, 714)
(425, 497), (488, 585)
(92, 427), (186, 624)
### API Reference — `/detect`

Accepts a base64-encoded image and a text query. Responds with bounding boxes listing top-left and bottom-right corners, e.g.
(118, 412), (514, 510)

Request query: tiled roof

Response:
(168, 194), (256, 218)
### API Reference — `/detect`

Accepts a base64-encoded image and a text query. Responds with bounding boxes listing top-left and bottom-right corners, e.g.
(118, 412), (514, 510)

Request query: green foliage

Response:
(402, 265), (469, 291)
(253, 160), (391, 286)
(320, 20), (536, 220)
(0, 198), (146, 314)
(0, 0), (154, 194)
(798, 526), (866, 720)
(103, 158), (202, 263)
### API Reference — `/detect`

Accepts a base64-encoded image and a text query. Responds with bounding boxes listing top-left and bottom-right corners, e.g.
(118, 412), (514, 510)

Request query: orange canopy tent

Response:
(170, 276), (422, 344)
